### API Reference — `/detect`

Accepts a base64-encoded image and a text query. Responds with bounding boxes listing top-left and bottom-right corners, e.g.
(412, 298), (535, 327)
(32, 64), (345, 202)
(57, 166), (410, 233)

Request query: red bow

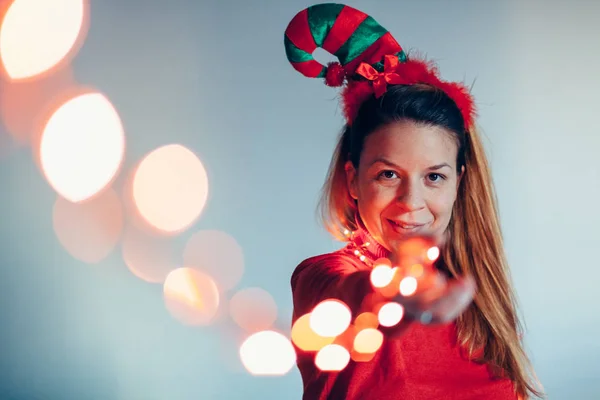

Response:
(356, 54), (404, 98)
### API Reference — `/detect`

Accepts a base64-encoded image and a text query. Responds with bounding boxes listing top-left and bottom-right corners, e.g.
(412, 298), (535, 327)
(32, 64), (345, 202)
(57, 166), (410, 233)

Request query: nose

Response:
(396, 179), (425, 211)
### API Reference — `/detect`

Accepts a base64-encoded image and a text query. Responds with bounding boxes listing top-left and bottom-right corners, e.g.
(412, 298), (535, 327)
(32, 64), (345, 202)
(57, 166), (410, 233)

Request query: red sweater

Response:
(291, 227), (518, 400)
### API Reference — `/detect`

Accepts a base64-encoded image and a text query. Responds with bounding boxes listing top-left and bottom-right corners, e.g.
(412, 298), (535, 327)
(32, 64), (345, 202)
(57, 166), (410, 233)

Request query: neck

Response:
(346, 216), (390, 266)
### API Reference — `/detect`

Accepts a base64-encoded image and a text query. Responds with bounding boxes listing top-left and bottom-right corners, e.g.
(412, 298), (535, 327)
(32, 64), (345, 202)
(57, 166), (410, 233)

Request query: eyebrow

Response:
(368, 158), (452, 171)
(427, 163), (452, 170)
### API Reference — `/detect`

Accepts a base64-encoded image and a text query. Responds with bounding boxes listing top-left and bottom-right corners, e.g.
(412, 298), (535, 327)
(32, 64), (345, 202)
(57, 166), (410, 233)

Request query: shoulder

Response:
(291, 248), (365, 290)
(296, 249), (359, 270)
(290, 248), (369, 319)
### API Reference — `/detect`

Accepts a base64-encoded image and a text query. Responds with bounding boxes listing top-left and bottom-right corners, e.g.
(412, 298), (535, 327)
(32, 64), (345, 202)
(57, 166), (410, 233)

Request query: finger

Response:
(414, 269), (446, 297)
(427, 277), (476, 324)
(394, 268), (446, 306)
(407, 276), (475, 325)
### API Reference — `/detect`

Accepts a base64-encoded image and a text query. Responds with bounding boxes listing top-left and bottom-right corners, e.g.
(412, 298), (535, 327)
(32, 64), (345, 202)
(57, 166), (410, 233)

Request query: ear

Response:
(345, 161), (359, 200)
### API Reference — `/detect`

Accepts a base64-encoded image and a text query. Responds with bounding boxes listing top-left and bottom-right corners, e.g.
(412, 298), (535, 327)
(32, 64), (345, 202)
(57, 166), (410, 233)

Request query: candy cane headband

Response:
(284, 3), (476, 130)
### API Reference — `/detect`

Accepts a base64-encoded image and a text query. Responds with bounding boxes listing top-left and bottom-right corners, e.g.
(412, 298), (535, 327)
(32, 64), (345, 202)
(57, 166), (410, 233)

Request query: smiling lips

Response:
(388, 219), (426, 233)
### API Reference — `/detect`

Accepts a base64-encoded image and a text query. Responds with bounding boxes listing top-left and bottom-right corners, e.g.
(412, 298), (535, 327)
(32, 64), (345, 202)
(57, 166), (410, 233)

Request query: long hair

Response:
(317, 84), (543, 399)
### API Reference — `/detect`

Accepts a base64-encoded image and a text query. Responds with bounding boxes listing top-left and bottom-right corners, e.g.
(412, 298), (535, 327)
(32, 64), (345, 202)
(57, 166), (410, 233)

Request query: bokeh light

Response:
(0, 67), (75, 146)
(40, 91), (125, 203)
(52, 188), (123, 264)
(229, 287), (278, 333)
(353, 328), (384, 354)
(370, 264), (396, 288)
(378, 302), (404, 327)
(120, 164), (160, 234)
(408, 263), (424, 278)
(427, 246), (440, 261)
(0, 0), (88, 80)
(399, 276), (418, 296)
(239, 331), (296, 376)
(395, 236), (436, 267)
(291, 313), (335, 352)
(121, 225), (176, 284)
(133, 144), (209, 234)
(350, 349), (377, 363)
(309, 299), (352, 337)
(315, 344), (350, 372)
(163, 267), (220, 326)
(354, 312), (379, 330)
(182, 230), (244, 292)
(373, 257), (392, 268)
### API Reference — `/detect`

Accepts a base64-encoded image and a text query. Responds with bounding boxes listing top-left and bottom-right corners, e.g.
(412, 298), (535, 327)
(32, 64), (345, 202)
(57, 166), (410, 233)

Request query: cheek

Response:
(358, 183), (396, 212)
(356, 183), (398, 236)
(428, 187), (458, 219)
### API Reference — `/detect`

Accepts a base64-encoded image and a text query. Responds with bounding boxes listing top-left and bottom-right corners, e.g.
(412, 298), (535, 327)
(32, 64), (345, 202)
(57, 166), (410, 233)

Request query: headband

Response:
(284, 3), (476, 130)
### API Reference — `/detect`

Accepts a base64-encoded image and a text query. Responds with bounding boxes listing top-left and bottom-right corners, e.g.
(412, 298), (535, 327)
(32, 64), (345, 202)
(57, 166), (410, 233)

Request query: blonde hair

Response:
(318, 87), (543, 398)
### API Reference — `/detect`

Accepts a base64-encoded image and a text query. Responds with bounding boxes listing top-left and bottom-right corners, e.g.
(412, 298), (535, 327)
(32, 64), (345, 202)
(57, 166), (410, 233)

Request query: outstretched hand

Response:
(394, 272), (476, 325)
(378, 236), (477, 331)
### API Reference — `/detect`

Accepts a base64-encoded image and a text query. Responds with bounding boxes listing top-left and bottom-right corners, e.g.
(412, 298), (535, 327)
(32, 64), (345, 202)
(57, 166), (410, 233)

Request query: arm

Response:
(290, 253), (413, 399)
(291, 253), (372, 319)
(291, 253), (369, 400)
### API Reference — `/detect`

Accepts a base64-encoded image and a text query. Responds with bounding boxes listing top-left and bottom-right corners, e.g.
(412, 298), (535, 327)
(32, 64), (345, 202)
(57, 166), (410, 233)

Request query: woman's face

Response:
(346, 120), (463, 253)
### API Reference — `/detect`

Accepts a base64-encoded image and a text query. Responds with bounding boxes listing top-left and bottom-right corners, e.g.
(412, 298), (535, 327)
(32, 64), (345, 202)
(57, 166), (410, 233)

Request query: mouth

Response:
(388, 219), (426, 234)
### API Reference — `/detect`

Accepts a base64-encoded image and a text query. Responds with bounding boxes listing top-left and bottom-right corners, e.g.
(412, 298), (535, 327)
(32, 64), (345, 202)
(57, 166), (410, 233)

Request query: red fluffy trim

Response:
(341, 58), (476, 129)
(325, 62), (346, 87)
(437, 81), (477, 131)
(342, 80), (373, 123)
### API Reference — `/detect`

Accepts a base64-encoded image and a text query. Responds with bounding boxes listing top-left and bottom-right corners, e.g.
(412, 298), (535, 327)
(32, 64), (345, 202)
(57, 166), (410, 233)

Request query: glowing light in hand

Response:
(315, 344), (350, 371)
(310, 299), (352, 337)
(353, 328), (384, 354)
(399, 276), (418, 296)
(378, 302), (404, 327)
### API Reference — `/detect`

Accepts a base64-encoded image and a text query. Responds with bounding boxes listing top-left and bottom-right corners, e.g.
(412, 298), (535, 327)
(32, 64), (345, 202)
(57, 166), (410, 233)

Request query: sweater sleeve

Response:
(290, 252), (374, 400)
(291, 252), (373, 321)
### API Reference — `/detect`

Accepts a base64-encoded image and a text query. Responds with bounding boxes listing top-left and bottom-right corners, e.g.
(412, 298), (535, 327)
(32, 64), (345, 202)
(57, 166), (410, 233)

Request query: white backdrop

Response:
(0, 0), (597, 399)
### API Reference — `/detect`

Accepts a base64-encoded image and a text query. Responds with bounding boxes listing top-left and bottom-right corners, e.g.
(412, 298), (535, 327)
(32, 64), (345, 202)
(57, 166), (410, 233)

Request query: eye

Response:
(378, 170), (398, 180)
(427, 173), (446, 182)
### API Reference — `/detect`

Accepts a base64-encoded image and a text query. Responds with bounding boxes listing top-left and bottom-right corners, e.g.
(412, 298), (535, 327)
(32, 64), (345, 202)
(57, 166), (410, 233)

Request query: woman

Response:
(284, 3), (542, 400)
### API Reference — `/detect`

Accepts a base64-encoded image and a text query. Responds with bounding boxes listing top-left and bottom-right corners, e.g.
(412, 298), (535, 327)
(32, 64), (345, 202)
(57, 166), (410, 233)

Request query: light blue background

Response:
(1, 0), (598, 399)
